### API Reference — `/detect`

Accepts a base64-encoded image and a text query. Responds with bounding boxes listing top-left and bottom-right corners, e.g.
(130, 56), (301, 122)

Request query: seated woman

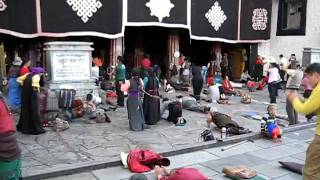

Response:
(240, 70), (252, 83)
(207, 107), (251, 135)
(222, 75), (237, 95)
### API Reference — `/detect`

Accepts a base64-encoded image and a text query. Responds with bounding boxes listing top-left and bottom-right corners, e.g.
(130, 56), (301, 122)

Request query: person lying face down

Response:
(154, 165), (208, 180)
(207, 107), (251, 135)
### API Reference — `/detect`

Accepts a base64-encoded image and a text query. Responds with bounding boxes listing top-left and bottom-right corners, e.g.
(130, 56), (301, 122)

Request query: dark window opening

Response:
(277, 0), (307, 36)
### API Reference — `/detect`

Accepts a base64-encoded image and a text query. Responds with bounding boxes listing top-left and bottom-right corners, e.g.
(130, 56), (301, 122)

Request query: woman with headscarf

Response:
(0, 93), (22, 180)
(143, 68), (160, 125)
(121, 68), (146, 131)
(16, 67), (46, 135)
(7, 57), (23, 109)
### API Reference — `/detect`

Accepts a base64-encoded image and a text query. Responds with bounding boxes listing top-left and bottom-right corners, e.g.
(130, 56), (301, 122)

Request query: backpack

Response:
(58, 89), (76, 108)
(200, 129), (214, 141)
(167, 101), (182, 124)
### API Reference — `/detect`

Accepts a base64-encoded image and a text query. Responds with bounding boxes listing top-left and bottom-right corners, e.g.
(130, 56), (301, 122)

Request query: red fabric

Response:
(0, 100), (15, 133)
(207, 76), (214, 86)
(106, 92), (117, 98)
(178, 57), (184, 66)
(128, 149), (169, 173)
(257, 76), (268, 90)
(142, 58), (151, 69)
(255, 58), (263, 65)
(246, 81), (256, 88)
(160, 168), (208, 180)
(222, 79), (234, 91)
(20, 66), (30, 76)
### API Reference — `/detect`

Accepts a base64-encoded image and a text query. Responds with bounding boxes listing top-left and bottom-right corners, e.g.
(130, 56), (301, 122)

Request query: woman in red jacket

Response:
(222, 75), (236, 95)
(0, 94), (21, 180)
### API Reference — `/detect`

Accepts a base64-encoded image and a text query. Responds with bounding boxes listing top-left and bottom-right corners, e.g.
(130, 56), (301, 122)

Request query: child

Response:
(83, 93), (97, 123)
(261, 104), (282, 139)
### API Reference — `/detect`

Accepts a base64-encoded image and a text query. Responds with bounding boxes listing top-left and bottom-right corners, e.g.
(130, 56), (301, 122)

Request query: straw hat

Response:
(12, 57), (23, 66)
(268, 56), (277, 64)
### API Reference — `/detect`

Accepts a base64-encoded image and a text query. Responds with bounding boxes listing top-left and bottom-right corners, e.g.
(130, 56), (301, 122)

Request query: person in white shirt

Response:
(267, 59), (281, 104)
(279, 54), (288, 83)
(91, 63), (100, 85)
(201, 81), (221, 103)
(240, 70), (252, 83)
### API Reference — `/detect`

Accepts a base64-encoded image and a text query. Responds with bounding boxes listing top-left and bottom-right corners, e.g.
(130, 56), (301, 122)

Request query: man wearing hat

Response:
(7, 57), (23, 109)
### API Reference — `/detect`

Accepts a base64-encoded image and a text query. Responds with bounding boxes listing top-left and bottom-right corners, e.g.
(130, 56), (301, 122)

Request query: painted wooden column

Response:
(0, 44), (6, 78)
(168, 34), (179, 66)
(109, 37), (124, 67)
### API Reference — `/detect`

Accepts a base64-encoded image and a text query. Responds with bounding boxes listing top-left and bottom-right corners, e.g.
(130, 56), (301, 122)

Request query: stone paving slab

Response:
(204, 141), (262, 158)
(274, 173), (302, 180)
(16, 88), (309, 178)
(44, 172), (97, 180)
(166, 150), (219, 169)
(200, 154), (266, 173)
(247, 144), (306, 161)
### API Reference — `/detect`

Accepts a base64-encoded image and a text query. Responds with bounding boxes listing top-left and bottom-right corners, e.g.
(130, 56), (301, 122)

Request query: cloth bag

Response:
(223, 166), (257, 179)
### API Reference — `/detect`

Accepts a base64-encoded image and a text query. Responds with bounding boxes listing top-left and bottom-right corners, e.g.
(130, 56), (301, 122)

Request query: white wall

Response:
(258, 0), (320, 63)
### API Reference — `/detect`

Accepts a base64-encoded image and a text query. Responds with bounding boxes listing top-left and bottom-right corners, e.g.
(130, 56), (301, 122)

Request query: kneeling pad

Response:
(279, 161), (303, 175)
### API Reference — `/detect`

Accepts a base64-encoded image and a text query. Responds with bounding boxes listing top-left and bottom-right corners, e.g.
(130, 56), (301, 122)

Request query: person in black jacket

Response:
(207, 107), (251, 135)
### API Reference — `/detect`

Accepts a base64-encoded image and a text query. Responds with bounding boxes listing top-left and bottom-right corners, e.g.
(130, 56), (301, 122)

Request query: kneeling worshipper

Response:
(207, 107), (251, 135)
(17, 67), (46, 135)
(0, 93), (21, 180)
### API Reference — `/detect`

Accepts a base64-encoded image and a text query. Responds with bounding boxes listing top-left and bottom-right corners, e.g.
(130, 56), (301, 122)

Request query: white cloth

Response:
(280, 57), (288, 67)
(230, 81), (243, 88)
(268, 67), (281, 83)
(208, 85), (220, 101)
(240, 72), (251, 81)
(92, 66), (99, 80)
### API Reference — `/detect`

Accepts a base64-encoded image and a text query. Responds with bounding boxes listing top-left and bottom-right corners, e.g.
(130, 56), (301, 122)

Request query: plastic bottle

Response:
(221, 127), (227, 139)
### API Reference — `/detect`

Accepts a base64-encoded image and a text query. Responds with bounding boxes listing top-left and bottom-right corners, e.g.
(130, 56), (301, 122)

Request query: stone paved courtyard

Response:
(16, 88), (307, 178)
(45, 127), (315, 180)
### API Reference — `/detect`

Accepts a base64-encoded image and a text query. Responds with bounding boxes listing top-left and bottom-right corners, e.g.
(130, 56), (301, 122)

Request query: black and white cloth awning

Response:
(0, 0), (38, 38)
(240, 0), (272, 41)
(40, 0), (123, 38)
(126, 0), (188, 28)
(190, 0), (239, 43)
(0, 0), (272, 42)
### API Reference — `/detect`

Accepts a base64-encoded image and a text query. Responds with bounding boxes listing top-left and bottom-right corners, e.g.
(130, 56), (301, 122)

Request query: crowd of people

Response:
(1, 51), (319, 179)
